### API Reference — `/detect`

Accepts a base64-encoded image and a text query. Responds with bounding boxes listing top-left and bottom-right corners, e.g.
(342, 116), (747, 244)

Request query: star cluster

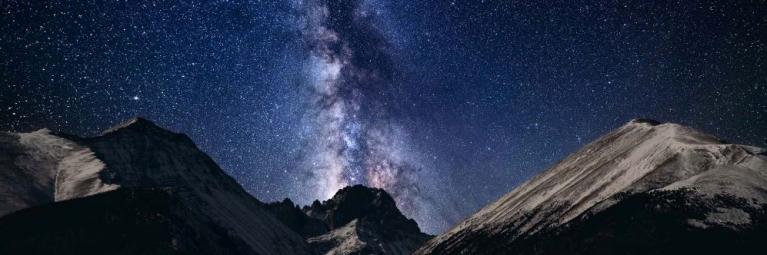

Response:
(1, 0), (765, 234)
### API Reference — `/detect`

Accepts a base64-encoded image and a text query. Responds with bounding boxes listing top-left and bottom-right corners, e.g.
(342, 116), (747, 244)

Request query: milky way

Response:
(1, 0), (765, 235)
(294, 0), (433, 226)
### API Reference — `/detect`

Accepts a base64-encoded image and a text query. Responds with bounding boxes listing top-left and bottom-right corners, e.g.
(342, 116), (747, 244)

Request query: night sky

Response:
(1, 0), (765, 234)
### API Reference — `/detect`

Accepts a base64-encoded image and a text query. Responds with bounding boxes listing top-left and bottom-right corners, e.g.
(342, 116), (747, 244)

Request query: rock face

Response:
(415, 119), (767, 254)
(0, 118), (312, 255)
(264, 198), (329, 238)
(266, 185), (432, 255)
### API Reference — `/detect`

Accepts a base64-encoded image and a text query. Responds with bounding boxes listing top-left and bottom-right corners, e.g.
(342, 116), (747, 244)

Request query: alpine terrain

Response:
(415, 119), (767, 254)
(267, 185), (432, 255)
(0, 118), (312, 254)
(0, 117), (431, 255)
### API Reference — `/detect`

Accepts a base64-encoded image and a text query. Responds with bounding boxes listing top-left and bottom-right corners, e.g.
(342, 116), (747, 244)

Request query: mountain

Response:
(415, 119), (767, 254)
(5, 117), (763, 254)
(264, 198), (329, 238)
(266, 185), (432, 255)
(0, 118), (312, 254)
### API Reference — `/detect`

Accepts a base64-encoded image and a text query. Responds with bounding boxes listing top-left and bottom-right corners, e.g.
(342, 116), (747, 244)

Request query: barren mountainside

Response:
(0, 118), (431, 255)
(0, 118), (312, 254)
(415, 119), (767, 254)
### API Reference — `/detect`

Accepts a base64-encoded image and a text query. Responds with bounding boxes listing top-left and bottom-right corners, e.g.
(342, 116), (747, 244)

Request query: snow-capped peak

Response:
(418, 119), (767, 254)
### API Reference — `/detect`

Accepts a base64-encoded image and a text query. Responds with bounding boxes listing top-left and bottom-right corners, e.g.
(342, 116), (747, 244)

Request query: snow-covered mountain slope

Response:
(0, 129), (106, 216)
(0, 118), (311, 255)
(415, 119), (767, 254)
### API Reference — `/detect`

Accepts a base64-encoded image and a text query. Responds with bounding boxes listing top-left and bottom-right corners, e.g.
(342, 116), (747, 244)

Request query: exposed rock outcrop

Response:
(267, 185), (432, 255)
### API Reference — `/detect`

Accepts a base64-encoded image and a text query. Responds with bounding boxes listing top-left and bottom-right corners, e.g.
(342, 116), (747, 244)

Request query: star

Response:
(1, 0), (765, 235)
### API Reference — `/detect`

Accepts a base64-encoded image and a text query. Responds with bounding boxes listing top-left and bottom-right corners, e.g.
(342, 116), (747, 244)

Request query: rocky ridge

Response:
(267, 185), (432, 255)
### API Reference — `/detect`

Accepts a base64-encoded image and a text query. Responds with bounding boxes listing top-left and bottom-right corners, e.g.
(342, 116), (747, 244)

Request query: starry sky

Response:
(1, 0), (765, 234)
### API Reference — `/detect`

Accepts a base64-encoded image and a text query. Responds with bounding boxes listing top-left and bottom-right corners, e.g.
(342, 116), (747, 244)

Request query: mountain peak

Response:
(97, 117), (196, 147)
(330, 185), (397, 208)
(0, 118), (314, 254)
(100, 117), (162, 135)
(416, 119), (767, 254)
(284, 185), (431, 255)
(270, 185), (423, 239)
(314, 185), (406, 229)
(265, 184), (432, 254)
(628, 118), (662, 126)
